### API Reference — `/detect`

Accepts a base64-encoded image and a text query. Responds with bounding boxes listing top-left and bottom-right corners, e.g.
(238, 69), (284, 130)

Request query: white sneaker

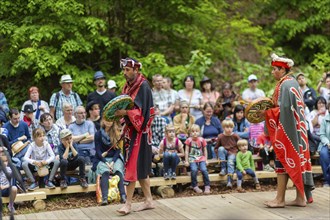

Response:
(263, 164), (274, 172)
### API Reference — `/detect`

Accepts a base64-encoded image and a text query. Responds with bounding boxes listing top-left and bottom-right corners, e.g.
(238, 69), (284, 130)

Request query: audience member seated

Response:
(21, 104), (38, 138)
(232, 104), (250, 140)
(0, 91), (9, 114)
(39, 113), (61, 160)
(319, 102), (330, 187)
(150, 105), (166, 176)
(195, 102), (223, 159)
(0, 111), (9, 137)
(0, 134), (11, 157)
(242, 74), (265, 103)
(317, 72), (330, 103)
(307, 96), (328, 145)
(69, 106), (96, 165)
(296, 72), (317, 112)
(200, 76), (220, 106)
(3, 108), (31, 169)
(248, 122), (264, 153)
(152, 74), (174, 123)
(256, 132), (275, 172)
(93, 118), (126, 205)
(159, 124), (184, 180)
(214, 82), (239, 121)
(184, 124), (211, 194)
(56, 102), (76, 129)
(177, 75), (203, 120)
(86, 101), (101, 131)
(23, 128), (60, 190)
(173, 100), (195, 143)
(0, 153), (17, 213)
(58, 129), (88, 189)
(21, 86), (49, 124)
(236, 139), (261, 193)
(215, 119), (240, 188)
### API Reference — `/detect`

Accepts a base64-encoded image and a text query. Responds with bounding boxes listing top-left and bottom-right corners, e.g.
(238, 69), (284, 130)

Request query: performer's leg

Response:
(285, 187), (306, 207)
(264, 173), (288, 208)
(117, 181), (136, 215)
(135, 177), (155, 212)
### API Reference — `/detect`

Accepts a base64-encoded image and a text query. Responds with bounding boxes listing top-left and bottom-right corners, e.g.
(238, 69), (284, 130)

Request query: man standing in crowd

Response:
(242, 74), (265, 103)
(152, 74), (174, 123)
(0, 91), (9, 114)
(115, 57), (155, 215)
(49, 75), (83, 121)
(87, 71), (116, 114)
(107, 79), (118, 94)
(296, 72), (317, 113)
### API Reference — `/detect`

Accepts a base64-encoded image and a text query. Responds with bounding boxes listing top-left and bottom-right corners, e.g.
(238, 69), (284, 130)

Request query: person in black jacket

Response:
(296, 72), (317, 112)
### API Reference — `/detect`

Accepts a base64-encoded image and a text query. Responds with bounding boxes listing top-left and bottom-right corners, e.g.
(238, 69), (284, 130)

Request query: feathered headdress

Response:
(271, 53), (294, 69)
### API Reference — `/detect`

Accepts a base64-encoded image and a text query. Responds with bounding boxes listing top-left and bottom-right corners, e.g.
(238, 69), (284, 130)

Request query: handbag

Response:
(37, 166), (49, 177)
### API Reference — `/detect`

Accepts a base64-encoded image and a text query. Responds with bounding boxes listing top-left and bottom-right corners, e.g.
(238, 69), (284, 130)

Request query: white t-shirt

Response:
(178, 89), (203, 120)
(319, 87), (330, 102)
(242, 88), (265, 101)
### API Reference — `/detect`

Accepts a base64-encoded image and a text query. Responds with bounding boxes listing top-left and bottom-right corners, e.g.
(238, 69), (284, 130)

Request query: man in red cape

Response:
(115, 58), (155, 215)
(263, 54), (314, 208)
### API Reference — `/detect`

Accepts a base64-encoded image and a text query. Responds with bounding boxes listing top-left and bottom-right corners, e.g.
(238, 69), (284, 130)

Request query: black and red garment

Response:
(122, 73), (155, 182)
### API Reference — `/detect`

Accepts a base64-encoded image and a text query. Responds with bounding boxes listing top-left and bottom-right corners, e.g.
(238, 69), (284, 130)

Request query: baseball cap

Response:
(248, 74), (258, 82)
(60, 75), (74, 84)
(107, 80), (117, 89)
(60, 129), (72, 139)
(295, 72), (305, 79)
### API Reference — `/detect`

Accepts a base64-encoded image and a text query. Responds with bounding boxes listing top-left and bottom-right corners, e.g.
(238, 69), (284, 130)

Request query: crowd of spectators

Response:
(0, 70), (329, 212)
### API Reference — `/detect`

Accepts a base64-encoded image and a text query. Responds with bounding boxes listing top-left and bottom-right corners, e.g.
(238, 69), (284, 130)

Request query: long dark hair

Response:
(233, 104), (245, 122)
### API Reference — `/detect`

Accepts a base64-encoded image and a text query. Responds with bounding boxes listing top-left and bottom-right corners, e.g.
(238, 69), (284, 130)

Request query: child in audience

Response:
(159, 124), (184, 180)
(256, 132), (275, 172)
(236, 139), (261, 192)
(58, 129), (88, 189)
(215, 119), (240, 188)
(184, 124), (211, 194)
(232, 104), (250, 140)
(0, 154), (17, 213)
(23, 128), (60, 190)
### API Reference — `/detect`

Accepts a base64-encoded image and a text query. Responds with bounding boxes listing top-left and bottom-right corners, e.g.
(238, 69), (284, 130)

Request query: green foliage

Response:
(1, 0), (328, 109)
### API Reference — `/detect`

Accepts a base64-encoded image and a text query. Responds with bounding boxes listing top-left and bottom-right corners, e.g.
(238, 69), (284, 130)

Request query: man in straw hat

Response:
(260, 53), (314, 208)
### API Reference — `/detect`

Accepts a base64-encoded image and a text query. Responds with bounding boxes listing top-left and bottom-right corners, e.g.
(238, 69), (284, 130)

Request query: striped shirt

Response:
(49, 90), (82, 120)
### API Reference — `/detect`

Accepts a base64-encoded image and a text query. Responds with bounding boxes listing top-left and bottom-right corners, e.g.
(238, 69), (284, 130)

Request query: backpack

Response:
(54, 92), (79, 119)
(163, 138), (179, 152)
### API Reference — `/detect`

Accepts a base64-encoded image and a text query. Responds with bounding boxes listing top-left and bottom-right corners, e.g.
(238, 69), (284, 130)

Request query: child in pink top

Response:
(184, 124), (210, 194)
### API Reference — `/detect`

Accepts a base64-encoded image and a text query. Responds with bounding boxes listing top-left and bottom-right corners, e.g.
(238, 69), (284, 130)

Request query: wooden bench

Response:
(2, 191), (47, 210)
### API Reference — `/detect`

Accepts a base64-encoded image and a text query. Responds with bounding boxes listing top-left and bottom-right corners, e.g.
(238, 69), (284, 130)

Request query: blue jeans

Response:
(163, 152), (180, 174)
(319, 145), (330, 185)
(218, 147), (236, 174)
(236, 168), (256, 180)
(78, 149), (94, 165)
(190, 161), (210, 187)
(206, 143), (216, 159)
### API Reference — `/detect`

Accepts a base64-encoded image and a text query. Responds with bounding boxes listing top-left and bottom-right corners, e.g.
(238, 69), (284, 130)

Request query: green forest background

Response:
(1, 0), (330, 108)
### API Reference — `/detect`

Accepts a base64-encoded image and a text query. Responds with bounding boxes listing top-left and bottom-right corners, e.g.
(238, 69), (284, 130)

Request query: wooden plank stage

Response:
(5, 187), (329, 220)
